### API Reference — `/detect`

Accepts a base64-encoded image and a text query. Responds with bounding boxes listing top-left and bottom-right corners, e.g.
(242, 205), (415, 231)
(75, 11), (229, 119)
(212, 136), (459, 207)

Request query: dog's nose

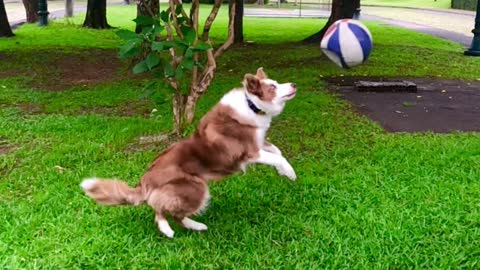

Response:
(291, 83), (296, 89)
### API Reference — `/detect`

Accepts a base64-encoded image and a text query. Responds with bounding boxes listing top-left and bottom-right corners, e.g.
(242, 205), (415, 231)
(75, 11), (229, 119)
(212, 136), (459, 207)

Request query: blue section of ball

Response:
(347, 22), (372, 62)
(326, 26), (348, 68)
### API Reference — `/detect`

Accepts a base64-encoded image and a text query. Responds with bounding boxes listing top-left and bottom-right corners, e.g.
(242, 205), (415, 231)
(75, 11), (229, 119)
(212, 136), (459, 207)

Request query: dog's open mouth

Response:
(283, 91), (296, 99)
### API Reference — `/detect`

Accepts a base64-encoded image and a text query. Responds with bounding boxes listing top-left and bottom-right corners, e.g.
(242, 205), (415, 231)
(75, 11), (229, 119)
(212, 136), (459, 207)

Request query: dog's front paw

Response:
(264, 143), (282, 156)
(277, 162), (297, 181)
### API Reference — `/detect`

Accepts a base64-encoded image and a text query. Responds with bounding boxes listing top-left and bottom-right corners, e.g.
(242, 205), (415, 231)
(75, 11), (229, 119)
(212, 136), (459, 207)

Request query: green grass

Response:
(362, 0), (451, 9)
(1, 5), (480, 269)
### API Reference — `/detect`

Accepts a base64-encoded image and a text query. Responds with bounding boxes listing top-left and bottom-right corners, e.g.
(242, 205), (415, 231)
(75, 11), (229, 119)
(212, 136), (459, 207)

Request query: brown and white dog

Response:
(81, 68), (297, 238)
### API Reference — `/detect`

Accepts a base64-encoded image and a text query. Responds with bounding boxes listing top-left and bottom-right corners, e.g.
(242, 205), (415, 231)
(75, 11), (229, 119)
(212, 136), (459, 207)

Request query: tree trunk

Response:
(230, 0), (243, 43)
(22, 0), (38, 23)
(82, 0), (111, 29)
(172, 92), (188, 137)
(65, 0), (73, 17)
(135, 0), (159, 33)
(0, 0), (14, 37)
(303, 0), (360, 43)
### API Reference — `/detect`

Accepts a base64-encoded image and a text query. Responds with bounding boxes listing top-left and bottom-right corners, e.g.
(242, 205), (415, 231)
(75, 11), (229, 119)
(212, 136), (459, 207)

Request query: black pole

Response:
(38, 0), (49, 26)
(464, 0), (480, 56)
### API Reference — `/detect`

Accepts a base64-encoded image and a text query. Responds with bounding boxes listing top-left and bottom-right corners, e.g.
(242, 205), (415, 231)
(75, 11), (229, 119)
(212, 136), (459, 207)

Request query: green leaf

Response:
(160, 10), (169, 22)
(115, 29), (138, 40)
(184, 48), (193, 59)
(133, 60), (149, 74)
(146, 53), (161, 70)
(118, 38), (142, 58)
(162, 41), (177, 50)
(134, 15), (155, 26)
(182, 49), (194, 70)
(175, 4), (183, 15)
(177, 17), (186, 25)
(181, 26), (196, 45)
(151, 42), (163, 51)
(118, 47), (141, 59)
(182, 58), (194, 70)
(153, 24), (165, 36)
(191, 41), (212, 51)
(163, 63), (175, 78)
(175, 66), (183, 79)
(141, 26), (153, 35)
(162, 40), (188, 50)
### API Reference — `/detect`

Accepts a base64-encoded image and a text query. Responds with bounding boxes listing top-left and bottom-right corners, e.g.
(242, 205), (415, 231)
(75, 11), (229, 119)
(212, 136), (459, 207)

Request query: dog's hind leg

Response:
(174, 216), (208, 231)
(155, 212), (175, 238)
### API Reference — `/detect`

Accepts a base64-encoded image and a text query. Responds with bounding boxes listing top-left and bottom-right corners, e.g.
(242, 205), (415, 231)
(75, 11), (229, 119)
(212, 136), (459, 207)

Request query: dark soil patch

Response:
(29, 50), (124, 91)
(0, 53), (28, 79)
(81, 99), (155, 118)
(0, 138), (16, 155)
(124, 133), (178, 153)
(18, 102), (44, 114)
(328, 76), (480, 133)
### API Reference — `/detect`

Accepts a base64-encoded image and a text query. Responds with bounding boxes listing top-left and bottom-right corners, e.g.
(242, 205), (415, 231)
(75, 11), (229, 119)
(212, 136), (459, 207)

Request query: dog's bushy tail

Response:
(80, 177), (145, 206)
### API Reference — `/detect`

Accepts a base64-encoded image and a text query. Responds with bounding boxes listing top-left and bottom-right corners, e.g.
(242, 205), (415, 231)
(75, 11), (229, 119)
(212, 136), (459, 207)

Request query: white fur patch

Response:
(220, 90), (272, 126)
(80, 178), (98, 191)
(195, 188), (210, 215)
(182, 217), (208, 231)
(158, 219), (175, 238)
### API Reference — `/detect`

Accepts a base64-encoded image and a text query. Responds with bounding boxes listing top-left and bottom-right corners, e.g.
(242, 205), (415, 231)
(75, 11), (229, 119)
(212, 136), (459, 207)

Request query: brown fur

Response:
(82, 103), (260, 225)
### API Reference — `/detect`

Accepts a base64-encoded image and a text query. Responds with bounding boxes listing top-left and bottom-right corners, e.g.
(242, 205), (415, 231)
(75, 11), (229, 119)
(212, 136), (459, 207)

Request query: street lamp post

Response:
(464, 0), (480, 56)
(38, 0), (49, 26)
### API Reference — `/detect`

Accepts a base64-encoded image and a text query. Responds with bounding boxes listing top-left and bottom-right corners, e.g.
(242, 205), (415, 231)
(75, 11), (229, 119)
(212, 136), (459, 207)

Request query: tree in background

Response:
(65, 0), (74, 17)
(0, 0), (14, 37)
(83, 0), (111, 29)
(136, 0), (160, 33)
(230, 0), (243, 43)
(22, 0), (38, 23)
(304, 0), (360, 42)
(118, 0), (236, 136)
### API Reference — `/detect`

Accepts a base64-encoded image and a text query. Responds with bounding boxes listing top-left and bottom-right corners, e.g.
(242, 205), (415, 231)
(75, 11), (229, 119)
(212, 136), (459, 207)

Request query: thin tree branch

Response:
(190, 0), (200, 92)
(201, 0), (223, 41)
(168, 0), (184, 39)
(214, 1), (235, 59)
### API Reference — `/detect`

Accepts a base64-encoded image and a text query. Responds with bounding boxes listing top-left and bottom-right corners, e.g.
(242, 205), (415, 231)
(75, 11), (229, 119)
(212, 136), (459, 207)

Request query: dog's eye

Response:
(271, 84), (277, 89)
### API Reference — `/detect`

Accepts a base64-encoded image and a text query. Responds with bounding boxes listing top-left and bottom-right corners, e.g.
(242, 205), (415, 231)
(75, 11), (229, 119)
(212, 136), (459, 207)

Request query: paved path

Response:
(362, 6), (475, 37)
(244, 6), (475, 46)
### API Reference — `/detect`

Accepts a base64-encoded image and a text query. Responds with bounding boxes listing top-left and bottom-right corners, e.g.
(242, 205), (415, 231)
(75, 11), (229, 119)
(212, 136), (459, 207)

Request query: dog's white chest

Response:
(256, 128), (266, 148)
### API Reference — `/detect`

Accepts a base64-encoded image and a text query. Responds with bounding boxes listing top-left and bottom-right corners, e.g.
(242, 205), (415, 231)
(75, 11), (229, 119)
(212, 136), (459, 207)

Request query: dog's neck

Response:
(220, 89), (273, 129)
(245, 94), (266, 115)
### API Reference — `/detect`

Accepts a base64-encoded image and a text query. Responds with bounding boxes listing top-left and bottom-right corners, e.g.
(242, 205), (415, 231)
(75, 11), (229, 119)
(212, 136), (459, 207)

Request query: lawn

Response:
(1, 4), (480, 269)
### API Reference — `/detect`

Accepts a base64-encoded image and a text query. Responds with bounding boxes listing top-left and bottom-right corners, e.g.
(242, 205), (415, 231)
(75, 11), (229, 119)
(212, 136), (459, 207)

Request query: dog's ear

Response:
(256, 67), (268, 80)
(244, 73), (262, 97)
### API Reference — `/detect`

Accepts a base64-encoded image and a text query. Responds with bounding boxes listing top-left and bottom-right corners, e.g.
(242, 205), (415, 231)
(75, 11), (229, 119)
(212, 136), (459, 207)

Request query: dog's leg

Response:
(263, 142), (282, 156)
(251, 150), (296, 180)
(155, 213), (175, 238)
(181, 217), (208, 231)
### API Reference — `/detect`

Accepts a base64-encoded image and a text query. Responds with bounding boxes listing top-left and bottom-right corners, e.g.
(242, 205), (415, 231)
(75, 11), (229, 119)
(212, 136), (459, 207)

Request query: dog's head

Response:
(243, 68), (296, 116)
